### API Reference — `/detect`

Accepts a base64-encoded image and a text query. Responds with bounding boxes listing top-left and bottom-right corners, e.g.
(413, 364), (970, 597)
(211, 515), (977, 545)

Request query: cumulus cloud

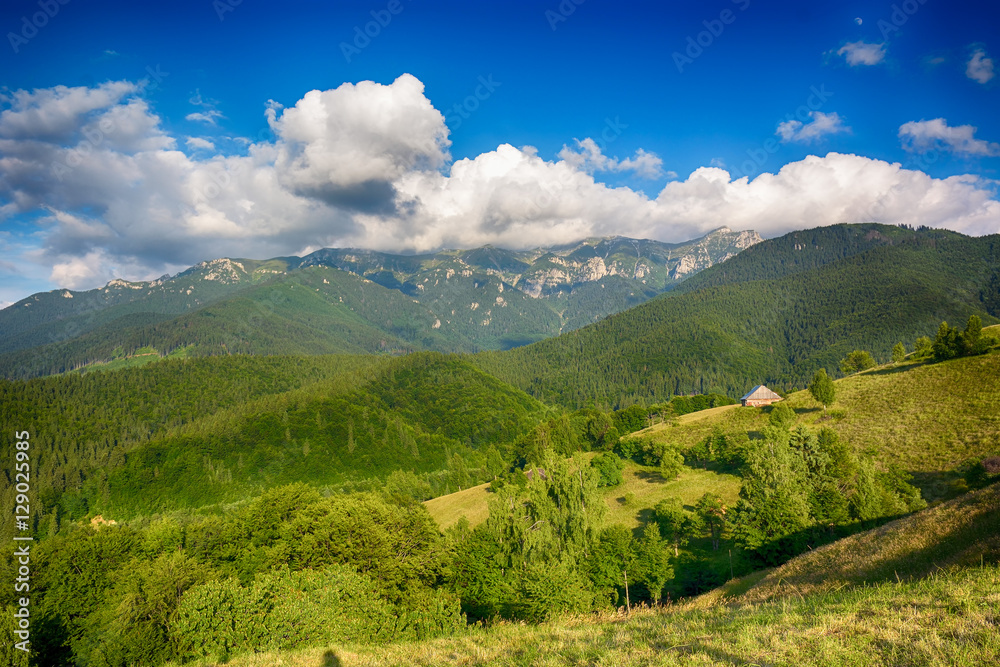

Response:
(1, 75), (998, 295)
(966, 48), (995, 84)
(776, 111), (850, 143)
(557, 138), (664, 178)
(271, 74), (450, 213)
(836, 41), (886, 66)
(899, 118), (1000, 156)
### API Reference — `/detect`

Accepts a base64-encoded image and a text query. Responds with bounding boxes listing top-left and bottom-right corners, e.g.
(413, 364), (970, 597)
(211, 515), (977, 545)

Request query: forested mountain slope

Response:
(0, 353), (547, 528)
(0, 230), (757, 379)
(474, 224), (1000, 409)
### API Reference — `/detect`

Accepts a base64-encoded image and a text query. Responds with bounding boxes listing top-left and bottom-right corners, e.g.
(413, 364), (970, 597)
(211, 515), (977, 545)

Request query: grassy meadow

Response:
(640, 350), (1000, 499)
(423, 461), (741, 533)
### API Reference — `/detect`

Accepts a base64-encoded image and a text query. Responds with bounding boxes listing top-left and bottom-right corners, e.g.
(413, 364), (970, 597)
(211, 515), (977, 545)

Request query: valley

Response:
(1, 223), (998, 666)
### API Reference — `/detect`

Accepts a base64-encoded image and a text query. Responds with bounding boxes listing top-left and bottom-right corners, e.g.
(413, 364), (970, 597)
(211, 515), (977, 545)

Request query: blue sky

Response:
(1, 0), (998, 306)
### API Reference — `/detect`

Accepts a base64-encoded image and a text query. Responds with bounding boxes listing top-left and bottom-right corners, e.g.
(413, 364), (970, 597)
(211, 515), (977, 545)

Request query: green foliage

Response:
(588, 525), (636, 607)
(840, 350), (877, 375)
(933, 316), (989, 362)
(914, 335), (934, 359)
(654, 497), (701, 556)
(453, 456), (605, 621)
(591, 452), (625, 488)
(24, 486), (459, 666)
(658, 446), (685, 481)
(611, 405), (649, 435)
(933, 321), (962, 361)
(768, 403), (796, 430)
(892, 342), (906, 364)
(696, 493), (728, 551)
(809, 368), (836, 408)
(170, 565), (417, 659)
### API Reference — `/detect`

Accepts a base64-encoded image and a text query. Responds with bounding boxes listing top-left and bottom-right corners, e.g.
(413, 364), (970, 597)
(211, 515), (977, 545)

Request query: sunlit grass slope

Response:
(173, 563), (1000, 667)
(423, 461), (741, 532)
(639, 350), (1000, 497)
(694, 481), (1000, 609)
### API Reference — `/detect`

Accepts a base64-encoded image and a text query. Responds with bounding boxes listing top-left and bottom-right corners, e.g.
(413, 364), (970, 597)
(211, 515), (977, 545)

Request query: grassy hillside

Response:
(425, 461), (741, 534)
(637, 349), (1000, 499)
(168, 481), (1000, 667)
(167, 562), (1000, 667)
(732, 482), (1000, 604)
(475, 224), (1000, 409)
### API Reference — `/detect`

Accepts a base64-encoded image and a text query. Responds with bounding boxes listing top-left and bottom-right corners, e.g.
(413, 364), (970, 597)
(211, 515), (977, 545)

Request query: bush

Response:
(170, 565), (406, 660)
(840, 350), (876, 374)
(591, 452), (625, 487)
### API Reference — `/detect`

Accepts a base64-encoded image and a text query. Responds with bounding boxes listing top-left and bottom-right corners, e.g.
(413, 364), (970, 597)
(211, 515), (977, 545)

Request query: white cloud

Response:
(186, 137), (216, 151)
(185, 110), (223, 126)
(899, 118), (1000, 157)
(0, 81), (140, 140)
(271, 74), (450, 213)
(836, 41), (886, 66)
(1, 76), (998, 295)
(557, 138), (664, 178)
(776, 111), (850, 143)
(966, 48), (995, 84)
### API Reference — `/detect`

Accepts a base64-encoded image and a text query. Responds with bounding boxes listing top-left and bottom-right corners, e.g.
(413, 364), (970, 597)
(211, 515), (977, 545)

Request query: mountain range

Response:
(0, 227), (760, 378)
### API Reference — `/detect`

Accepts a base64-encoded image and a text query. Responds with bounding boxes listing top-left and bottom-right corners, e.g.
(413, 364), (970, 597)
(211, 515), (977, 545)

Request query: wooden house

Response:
(740, 385), (782, 407)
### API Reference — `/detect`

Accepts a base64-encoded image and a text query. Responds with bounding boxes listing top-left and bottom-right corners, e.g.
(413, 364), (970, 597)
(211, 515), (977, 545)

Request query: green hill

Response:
(637, 349), (1000, 500)
(474, 224), (1000, 409)
(724, 482), (1000, 605)
(0, 353), (548, 528)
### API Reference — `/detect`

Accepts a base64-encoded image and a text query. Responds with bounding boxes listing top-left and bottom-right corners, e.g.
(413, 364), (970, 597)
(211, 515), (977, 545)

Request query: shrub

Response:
(591, 452), (625, 487)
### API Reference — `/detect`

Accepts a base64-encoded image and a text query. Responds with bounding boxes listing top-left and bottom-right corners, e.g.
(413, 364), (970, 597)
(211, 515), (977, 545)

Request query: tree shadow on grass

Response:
(634, 470), (667, 484)
(866, 362), (927, 377)
(321, 650), (342, 667)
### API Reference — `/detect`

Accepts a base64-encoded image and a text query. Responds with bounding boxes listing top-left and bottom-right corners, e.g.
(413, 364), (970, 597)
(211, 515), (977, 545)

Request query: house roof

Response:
(741, 385), (781, 401)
